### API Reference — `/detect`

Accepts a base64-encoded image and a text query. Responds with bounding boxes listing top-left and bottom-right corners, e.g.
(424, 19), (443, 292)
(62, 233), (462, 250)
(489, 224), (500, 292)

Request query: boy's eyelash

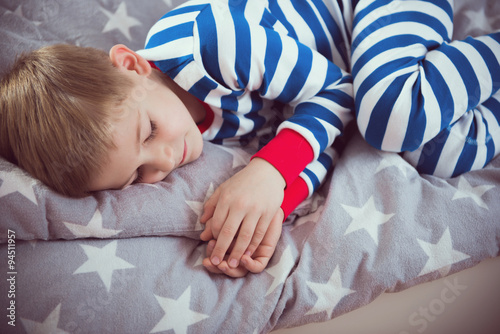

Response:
(135, 121), (157, 184)
(146, 120), (157, 142)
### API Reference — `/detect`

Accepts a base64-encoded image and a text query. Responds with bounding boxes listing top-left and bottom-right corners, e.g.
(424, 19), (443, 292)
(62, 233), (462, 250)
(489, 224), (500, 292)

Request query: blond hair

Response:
(0, 44), (133, 197)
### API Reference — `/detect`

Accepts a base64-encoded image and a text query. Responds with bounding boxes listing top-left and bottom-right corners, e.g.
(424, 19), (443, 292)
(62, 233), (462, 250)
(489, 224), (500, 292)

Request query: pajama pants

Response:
(351, 0), (500, 178)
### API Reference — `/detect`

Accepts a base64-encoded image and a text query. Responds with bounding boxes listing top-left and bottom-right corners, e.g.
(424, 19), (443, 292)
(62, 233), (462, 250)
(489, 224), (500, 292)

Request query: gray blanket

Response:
(0, 0), (499, 333)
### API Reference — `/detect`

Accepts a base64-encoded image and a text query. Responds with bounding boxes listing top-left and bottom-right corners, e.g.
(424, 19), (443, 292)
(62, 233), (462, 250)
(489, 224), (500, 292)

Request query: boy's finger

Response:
(200, 188), (220, 223)
(208, 200), (231, 240)
(239, 215), (271, 261)
(203, 258), (248, 278)
(209, 211), (244, 266)
(200, 219), (215, 241)
(202, 257), (224, 274)
(205, 239), (216, 257)
(200, 202), (215, 223)
(226, 212), (261, 268)
(216, 260), (249, 277)
(241, 254), (269, 273)
(242, 211), (283, 273)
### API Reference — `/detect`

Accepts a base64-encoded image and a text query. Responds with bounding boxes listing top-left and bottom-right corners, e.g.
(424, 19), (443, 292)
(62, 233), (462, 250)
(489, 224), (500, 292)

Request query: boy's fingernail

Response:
(229, 259), (238, 268)
(211, 256), (220, 266)
(244, 251), (252, 257)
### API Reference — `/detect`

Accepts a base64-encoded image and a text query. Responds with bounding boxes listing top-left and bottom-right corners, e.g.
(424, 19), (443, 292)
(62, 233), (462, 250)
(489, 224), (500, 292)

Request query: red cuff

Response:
(252, 129), (314, 187)
(196, 100), (214, 134)
(281, 176), (309, 219)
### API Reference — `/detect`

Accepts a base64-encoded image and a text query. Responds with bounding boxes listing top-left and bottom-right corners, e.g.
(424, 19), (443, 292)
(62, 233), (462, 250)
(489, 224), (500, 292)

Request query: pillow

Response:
(0, 142), (253, 242)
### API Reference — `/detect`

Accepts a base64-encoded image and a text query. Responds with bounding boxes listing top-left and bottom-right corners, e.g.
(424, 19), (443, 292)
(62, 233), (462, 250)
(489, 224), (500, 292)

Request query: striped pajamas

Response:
(137, 0), (500, 215)
(352, 0), (500, 177)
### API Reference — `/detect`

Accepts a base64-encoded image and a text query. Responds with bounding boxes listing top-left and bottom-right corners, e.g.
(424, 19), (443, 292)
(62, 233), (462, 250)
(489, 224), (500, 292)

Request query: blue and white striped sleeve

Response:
(351, 0), (500, 153)
(204, 2), (354, 160)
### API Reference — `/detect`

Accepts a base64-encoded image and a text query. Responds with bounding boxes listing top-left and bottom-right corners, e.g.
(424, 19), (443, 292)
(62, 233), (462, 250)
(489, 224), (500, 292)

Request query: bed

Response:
(0, 0), (499, 333)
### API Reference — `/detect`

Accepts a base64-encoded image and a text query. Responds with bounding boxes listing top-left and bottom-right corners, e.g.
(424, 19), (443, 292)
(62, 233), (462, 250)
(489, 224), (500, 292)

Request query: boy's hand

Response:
(202, 209), (283, 277)
(200, 158), (285, 269)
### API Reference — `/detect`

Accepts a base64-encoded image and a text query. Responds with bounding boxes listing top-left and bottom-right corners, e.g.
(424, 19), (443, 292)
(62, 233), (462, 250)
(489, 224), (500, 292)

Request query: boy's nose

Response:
(151, 145), (176, 172)
(139, 150), (175, 184)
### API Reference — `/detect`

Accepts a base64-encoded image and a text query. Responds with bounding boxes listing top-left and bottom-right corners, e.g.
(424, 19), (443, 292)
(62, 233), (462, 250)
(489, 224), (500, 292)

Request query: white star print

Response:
(64, 209), (122, 238)
(341, 196), (394, 245)
(217, 146), (251, 168)
(452, 176), (494, 210)
(123, 183), (159, 191)
(463, 6), (494, 35)
(73, 241), (135, 292)
(186, 183), (214, 231)
(305, 265), (355, 318)
(150, 286), (209, 334)
(0, 169), (38, 205)
(264, 245), (295, 296)
(417, 227), (470, 277)
(375, 152), (412, 177)
(3, 5), (43, 26)
(192, 243), (206, 267)
(21, 304), (70, 334)
(100, 2), (141, 40)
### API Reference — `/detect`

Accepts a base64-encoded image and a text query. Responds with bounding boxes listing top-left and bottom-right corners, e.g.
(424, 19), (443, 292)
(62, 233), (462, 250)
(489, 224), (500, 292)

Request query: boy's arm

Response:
(198, 24), (353, 271)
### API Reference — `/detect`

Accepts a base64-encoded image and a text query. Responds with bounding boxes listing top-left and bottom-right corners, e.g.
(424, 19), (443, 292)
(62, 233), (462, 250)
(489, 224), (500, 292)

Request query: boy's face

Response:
(88, 69), (204, 191)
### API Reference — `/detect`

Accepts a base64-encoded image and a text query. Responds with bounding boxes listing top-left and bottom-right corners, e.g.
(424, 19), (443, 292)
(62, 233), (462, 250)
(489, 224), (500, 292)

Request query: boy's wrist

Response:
(247, 157), (286, 190)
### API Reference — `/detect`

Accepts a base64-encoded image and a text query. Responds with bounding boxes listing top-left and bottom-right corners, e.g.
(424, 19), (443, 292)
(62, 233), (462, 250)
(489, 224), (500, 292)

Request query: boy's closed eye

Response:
(133, 120), (157, 184)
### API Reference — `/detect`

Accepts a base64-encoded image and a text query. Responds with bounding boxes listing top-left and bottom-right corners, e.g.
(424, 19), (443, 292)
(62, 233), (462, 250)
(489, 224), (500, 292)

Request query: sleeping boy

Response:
(1, 0), (499, 278)
(0, 1), (354, 277)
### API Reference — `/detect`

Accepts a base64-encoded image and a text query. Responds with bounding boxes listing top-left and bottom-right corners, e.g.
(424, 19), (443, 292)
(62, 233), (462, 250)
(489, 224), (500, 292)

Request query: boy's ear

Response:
(109, 44), (151, 76)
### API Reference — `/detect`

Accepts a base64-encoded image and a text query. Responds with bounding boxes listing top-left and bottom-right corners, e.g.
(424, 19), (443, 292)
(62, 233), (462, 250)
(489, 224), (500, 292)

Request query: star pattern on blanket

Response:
(462, 4), (495, 34)
(192, 243), (207, 267)
(73, 241), (135, 292)
(217, 146), (251, 168)
(186, 183), (215, 231)
(3, 5), (43, 26)
(100, 2), (141, 40)
(0, 169), (38, 205)
(151, 286), (209, 334)
(265, 245), (295, 296)
(64, 209), (122, 238)
(417, 227), (471, 277)
(305, 265), (355, 318)
(375, 152), (413, 177)
(21, 304), (69, 334)
(341, 196), (395, 245)
(452, 176), (495, 209)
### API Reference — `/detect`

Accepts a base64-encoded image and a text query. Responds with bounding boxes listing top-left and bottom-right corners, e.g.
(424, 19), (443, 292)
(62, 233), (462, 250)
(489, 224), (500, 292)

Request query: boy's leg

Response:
(351, 0), (500, 176)
(403, 92), (500, 177)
